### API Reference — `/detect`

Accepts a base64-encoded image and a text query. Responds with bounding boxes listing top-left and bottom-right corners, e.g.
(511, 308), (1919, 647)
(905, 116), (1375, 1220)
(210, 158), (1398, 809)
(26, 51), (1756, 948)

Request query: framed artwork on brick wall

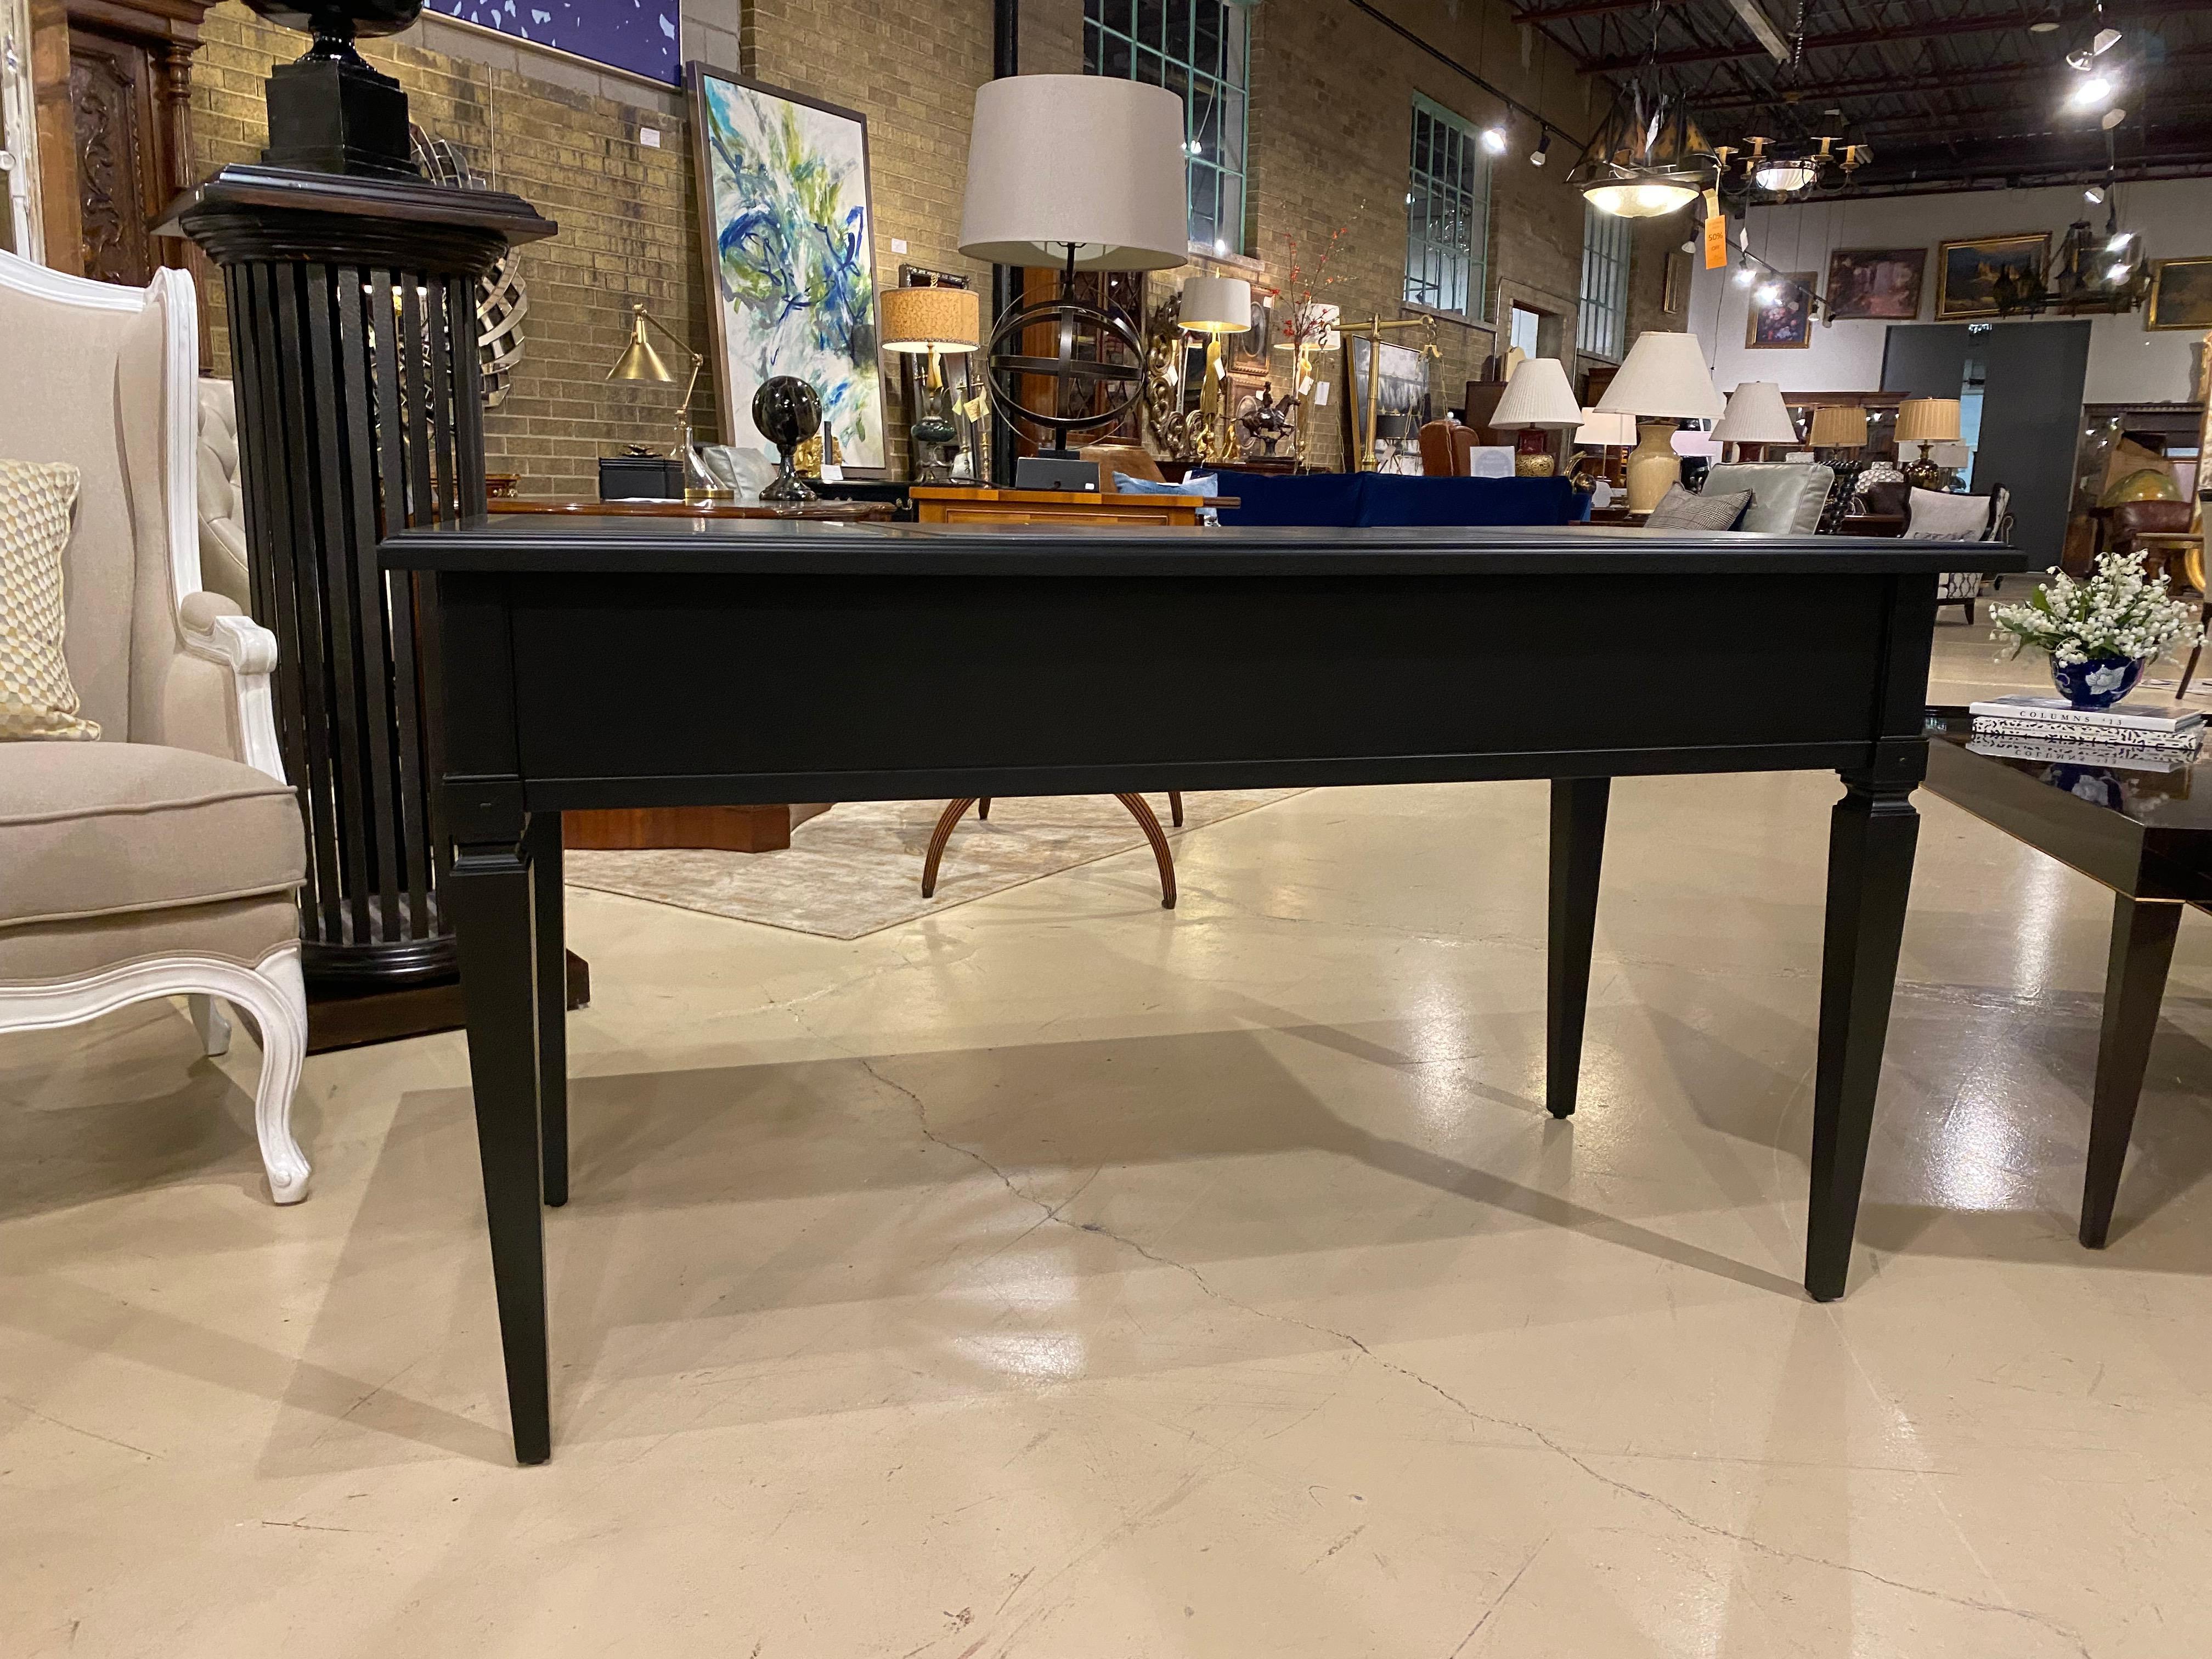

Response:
(688, 66), (885, 471)
(432, 2), (681, 84)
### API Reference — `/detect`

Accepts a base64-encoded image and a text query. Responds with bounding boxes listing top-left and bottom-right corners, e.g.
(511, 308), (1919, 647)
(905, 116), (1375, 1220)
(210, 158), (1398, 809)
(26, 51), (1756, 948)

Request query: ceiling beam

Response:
(1512, 0), (1663, 21)
(1690, 44), (2212, 114)
(1575, 0), (2203, 74)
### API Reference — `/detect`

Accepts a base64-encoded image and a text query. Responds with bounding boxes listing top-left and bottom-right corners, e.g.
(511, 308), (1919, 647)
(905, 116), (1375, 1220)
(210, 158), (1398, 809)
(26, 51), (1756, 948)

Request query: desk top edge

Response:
(385, 516), (2033, 577)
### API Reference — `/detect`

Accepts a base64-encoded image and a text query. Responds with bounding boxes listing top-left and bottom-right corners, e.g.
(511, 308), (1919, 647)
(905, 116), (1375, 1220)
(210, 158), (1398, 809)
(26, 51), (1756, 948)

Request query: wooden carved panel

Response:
(69, 31), (155, 285)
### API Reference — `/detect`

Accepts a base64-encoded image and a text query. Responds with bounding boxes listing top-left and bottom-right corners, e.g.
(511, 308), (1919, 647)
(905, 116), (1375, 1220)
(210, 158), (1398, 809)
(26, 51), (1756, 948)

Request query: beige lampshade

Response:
(1179, 275), (1252, 335)
(1895, 397), (1962, 444)
(879, 285), (981, 353)
(1573, 407), (1637, 446)
(1712, 381), (1799, 445)
(1808, 404), (1868, 449)
(1594, 331), (1724, 421)
(958, 75), (1189, 271)
(1489, 357), (1584, 430)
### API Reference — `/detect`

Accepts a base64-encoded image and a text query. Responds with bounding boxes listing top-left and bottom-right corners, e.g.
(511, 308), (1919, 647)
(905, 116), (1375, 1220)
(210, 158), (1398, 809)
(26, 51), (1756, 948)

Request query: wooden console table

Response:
(386, 514), (2023, 1463)
(912, 485), (1227, 526)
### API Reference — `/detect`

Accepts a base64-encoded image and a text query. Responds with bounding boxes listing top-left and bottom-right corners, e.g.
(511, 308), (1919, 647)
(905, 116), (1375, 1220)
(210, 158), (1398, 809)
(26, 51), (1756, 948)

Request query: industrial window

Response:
(1403, 95), (1491, 319)
(1084, 0), (1251, 256)
(1578, 205), (1633, 361)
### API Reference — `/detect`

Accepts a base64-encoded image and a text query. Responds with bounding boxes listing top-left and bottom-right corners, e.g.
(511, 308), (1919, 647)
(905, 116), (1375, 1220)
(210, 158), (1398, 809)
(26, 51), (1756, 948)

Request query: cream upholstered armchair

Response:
(196, 377), (252, 612)
(0, 250), (312, 1203)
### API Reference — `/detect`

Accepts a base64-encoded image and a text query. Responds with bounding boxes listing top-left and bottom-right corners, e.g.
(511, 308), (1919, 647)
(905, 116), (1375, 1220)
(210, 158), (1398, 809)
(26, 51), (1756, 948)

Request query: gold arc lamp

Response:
(1344, 312), (1441, 472)
(1711, 380), (1799, 462)
(1895, 397), (1962, 490)
(1595, 331), (1725, 511)
(881, 285), (982, 483)
(1178, 275), (1253, 466)
(1487, 357), (1584, 476)
(606, 301), (710, 495)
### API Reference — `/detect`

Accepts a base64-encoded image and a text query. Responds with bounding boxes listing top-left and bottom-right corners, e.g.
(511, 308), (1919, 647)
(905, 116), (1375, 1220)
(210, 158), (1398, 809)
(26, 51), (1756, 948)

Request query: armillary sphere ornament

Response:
(983, 247), (1147, 455)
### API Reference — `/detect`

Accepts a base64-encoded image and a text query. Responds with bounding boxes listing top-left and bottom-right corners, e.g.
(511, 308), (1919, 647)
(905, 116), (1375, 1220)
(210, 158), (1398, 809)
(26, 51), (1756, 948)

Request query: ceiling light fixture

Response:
(2101, 107), (2127, 129)
(2084, 185), (2104, 203)
(1530, 132), (1551, 166)
(1756, 281), (1781, 302)
(2091, 26), (2122, 54)
(1481, 126), (1508, 155)
(2107, 229), (2132, 251)
(1753, 157), (1819, 192)
(2070, 74), (2114, 107)
(1734, 264), (1758, 287)
(2104, 259), (2131, 283)
(1567, 19), (1711, 218)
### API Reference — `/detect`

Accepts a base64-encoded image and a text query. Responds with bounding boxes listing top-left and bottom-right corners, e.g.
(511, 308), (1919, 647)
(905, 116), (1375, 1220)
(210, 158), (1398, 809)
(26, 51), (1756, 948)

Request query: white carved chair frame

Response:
(0, 250), (309, 1203)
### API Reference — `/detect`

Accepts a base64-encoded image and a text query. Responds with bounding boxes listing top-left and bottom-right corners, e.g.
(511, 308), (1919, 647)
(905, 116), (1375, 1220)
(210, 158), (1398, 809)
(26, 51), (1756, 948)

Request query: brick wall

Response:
(190, 0), (1684, 492)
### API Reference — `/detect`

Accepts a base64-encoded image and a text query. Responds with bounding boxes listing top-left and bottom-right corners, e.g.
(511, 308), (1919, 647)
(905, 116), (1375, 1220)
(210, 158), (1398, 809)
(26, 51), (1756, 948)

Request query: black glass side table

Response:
(1925, 708), (2211, 1246)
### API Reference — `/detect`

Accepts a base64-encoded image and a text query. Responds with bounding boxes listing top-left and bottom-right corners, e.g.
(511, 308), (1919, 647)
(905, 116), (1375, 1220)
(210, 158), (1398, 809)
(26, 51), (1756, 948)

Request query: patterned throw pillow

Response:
(1644, 482), (1751, 532)
(1, 458), (97, 741)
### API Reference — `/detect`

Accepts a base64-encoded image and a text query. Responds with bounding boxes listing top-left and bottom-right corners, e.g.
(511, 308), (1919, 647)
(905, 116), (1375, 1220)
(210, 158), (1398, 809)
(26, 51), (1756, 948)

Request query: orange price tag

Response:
(1702, 193), (1727, 270)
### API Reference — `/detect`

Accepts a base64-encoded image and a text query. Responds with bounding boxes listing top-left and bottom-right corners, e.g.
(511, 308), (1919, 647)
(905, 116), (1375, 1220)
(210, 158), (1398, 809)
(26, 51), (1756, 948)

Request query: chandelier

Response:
(1568, 91), (1711, 218)
(1726, 136), (1865, 198)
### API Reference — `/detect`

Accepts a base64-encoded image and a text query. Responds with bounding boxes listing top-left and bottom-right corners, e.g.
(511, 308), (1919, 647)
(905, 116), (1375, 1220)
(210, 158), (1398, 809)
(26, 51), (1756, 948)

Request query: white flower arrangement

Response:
(1988, 552), (2203, 669)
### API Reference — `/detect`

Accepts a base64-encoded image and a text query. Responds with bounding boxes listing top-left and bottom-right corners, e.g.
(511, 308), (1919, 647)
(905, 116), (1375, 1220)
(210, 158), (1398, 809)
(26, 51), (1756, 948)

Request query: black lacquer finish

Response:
(384, 519), (2023, 1463)
(1925, 713), (2212, 1247)
(170, 166), (554, 990)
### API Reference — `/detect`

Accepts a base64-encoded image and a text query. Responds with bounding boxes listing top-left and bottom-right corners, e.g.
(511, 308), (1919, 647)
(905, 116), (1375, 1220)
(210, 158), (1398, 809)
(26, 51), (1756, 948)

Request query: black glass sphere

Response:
(751, 377), (823, 450)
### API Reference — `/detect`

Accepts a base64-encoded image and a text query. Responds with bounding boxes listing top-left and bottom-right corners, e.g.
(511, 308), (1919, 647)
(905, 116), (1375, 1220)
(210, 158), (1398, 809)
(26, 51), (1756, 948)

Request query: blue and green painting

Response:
(698, 78), (881, 469)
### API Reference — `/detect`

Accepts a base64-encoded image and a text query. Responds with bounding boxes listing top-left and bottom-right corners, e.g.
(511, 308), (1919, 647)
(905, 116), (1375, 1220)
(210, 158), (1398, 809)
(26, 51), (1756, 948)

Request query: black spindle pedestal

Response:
(165, 166), (558, 1047)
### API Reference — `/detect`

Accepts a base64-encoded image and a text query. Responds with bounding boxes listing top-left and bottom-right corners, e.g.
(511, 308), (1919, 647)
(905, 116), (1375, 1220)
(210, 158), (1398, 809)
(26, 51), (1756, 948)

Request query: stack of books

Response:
(1968, 694), (2205, 752)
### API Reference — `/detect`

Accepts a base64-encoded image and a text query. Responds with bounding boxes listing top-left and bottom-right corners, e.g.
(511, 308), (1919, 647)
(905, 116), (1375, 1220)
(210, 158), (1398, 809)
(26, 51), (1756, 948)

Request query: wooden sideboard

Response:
(912, 485), (1224, 527)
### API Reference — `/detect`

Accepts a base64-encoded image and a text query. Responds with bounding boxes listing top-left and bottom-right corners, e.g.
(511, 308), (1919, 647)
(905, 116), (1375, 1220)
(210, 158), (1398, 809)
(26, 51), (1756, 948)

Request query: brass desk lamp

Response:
(607, 302), (713, 496)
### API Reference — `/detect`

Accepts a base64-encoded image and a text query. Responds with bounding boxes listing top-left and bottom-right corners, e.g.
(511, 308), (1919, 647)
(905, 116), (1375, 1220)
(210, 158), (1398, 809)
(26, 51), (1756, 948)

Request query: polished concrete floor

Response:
(6, 616), (2211, 1657)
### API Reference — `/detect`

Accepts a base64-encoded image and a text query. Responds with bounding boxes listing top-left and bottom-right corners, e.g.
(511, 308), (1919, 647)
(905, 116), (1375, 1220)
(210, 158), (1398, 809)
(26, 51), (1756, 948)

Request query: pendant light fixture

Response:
(1567, 8), (1709, 219)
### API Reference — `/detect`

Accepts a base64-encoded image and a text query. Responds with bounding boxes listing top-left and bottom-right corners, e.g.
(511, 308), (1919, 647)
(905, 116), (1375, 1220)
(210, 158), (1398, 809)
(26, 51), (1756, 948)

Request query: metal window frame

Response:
(1578, 205), (1632, 362)
(1402, 93), (1491, 321)
(1084, 0), (1252, 256)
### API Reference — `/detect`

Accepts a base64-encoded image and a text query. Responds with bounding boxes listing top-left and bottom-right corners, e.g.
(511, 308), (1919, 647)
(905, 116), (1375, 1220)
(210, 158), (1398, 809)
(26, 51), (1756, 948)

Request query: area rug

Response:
(564, 791), (1306, 940)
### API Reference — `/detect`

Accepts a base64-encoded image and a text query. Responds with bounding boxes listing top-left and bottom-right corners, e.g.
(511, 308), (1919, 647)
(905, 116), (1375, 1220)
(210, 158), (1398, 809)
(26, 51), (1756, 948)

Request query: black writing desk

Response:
(383, 517), (2024, 1463)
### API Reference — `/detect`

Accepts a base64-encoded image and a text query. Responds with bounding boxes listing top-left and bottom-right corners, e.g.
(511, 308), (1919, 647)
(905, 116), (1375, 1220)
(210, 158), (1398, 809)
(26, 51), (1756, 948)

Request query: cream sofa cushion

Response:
(0, 741), (302, 929)
(1, 458), (97, 740)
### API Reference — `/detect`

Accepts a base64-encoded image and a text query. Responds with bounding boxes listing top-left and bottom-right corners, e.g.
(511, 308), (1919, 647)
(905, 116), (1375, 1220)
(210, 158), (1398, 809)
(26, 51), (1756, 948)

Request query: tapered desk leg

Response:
(2080, 896), (2181, 1248)
(528, 813), (570, 1208)
(448, 831), (551, 1465)
(1547, 777), (1610, 1119)
(1805, 775), (1919, 1302)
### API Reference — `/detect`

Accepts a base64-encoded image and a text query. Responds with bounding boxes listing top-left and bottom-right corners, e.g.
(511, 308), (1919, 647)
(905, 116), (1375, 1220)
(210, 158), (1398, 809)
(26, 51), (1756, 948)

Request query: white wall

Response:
(1688, 177), (2212, 406)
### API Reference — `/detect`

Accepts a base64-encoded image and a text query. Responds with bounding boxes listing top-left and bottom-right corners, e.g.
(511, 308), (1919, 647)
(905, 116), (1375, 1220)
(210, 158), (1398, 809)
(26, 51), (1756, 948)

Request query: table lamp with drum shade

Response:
(1895, 397), (1962, 490)
(1179, 275), (1252, 465)
(1712, 381), (1799, 462)
(1809, 403), (1867, 459)
(958, 74), (1188, 488)
(1595, 331), (1725, 511)
(1487, 357), (1584, 476)
(881, 285), (982, 483)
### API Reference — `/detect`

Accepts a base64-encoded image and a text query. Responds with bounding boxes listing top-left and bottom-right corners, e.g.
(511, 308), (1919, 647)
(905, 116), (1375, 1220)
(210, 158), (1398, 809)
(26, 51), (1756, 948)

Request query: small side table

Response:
(1925, 710), (2212, 1245)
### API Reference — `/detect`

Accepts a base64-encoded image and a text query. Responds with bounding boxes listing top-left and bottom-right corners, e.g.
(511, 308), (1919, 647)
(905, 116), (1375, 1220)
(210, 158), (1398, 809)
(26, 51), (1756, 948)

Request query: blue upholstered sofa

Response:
(1211, 471), (1589, 528)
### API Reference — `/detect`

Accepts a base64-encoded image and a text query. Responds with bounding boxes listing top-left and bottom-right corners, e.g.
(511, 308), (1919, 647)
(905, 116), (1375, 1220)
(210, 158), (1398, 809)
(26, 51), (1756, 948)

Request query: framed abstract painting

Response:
(689, 67), (884, 471)
(432, 2), (680, 83)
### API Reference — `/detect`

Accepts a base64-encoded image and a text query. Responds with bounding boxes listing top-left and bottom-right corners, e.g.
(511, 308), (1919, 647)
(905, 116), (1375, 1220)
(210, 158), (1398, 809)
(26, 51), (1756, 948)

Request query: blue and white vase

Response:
(2050, 655), (2146, 711)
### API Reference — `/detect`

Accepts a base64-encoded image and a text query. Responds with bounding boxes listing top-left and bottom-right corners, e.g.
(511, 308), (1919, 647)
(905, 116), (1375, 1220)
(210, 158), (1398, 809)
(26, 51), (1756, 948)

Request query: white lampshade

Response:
(1594, 331), (1724, 422)
(1573, 408), (1636, 446)
(1488, 357), (1583, 430)
(1712, 381), (1800, 445)
(1180, 275), (1251, 335)
(958, 75), (1189, 271)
